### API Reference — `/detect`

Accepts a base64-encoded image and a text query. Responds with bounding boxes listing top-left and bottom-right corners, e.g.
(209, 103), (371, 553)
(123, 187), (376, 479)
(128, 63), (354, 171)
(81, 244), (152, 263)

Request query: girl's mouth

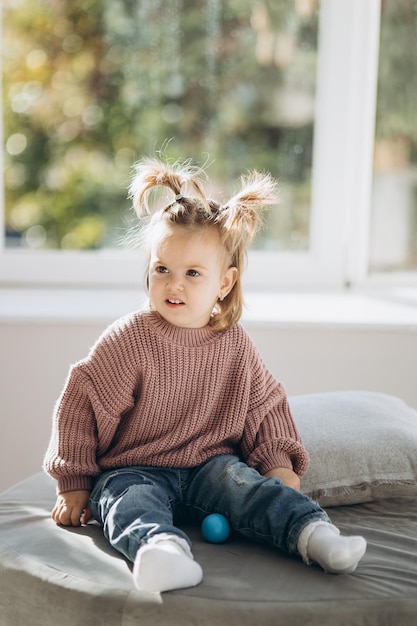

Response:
(166, 299), (184, 306)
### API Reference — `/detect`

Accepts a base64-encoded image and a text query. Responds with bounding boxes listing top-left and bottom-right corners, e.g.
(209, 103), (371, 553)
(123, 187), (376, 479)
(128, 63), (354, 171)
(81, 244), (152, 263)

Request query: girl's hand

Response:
(264, 467), (301, 491)
(51, 490), (92, 527)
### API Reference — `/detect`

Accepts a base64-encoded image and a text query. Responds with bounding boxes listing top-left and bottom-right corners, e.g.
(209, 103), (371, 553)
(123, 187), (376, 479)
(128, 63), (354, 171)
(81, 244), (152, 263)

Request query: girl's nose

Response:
(167, 275), (184, 291)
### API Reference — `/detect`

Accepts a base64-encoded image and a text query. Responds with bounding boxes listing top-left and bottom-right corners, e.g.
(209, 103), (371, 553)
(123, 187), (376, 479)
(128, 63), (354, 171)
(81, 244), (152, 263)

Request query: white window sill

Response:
(1, 286), (417, 331)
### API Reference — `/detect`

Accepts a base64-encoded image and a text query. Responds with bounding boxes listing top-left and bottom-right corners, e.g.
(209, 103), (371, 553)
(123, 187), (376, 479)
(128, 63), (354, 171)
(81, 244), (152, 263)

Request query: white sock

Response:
(298, 522), (367, 574)
(133, 533), (203, 592)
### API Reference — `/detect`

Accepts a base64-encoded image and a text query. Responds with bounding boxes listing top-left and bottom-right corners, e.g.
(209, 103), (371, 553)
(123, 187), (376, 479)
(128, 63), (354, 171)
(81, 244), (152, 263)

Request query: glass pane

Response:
(370, 0), (417, 273)
(2, 0), (319, 251)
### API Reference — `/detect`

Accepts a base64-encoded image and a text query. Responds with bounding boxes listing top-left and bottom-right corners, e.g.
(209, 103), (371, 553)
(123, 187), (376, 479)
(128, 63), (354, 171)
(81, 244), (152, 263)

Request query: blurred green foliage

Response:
(376, 0), (417, 143)
(371, 0), (417, 271)
(3, 0), (316, 250)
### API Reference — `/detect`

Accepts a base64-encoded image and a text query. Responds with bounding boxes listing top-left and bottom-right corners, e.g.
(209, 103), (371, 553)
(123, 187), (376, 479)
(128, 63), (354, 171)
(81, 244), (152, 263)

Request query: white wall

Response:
(1, 294), (416, 494)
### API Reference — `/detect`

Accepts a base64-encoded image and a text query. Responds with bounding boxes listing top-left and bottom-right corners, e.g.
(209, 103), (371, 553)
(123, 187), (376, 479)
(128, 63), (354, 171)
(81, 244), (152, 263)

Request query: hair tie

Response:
(209, 201), (222, 214)
(175, 194), (183, 201)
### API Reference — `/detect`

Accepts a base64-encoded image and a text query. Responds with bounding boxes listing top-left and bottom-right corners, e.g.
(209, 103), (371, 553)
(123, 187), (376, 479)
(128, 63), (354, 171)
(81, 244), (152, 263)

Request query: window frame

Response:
(2, 0), (414, 291)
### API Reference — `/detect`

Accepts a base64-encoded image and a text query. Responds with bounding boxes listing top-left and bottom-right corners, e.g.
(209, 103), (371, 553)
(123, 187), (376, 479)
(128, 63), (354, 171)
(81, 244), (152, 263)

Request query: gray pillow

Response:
(291, 390), (417, 507)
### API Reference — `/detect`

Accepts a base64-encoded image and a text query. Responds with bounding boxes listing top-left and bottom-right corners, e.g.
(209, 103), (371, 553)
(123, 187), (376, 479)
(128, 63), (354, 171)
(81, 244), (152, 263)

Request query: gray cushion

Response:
(2, 473), (417, 625)
(292, 391), (417, 506)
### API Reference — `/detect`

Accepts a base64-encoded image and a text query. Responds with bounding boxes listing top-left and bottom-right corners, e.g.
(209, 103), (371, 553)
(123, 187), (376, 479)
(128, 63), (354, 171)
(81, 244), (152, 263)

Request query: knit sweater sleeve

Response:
(43, 314), (140, 493)
(239, 338), (309, 478)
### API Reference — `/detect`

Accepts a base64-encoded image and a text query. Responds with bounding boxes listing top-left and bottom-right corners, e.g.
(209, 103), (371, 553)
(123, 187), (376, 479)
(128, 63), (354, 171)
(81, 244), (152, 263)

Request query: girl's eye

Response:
(155, 265), (168, 274)
(187, 269), (200, 277)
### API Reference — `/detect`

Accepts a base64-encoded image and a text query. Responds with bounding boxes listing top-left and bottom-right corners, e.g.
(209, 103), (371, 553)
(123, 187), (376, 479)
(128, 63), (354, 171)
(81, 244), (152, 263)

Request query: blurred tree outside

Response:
(2, 0), (319, 251)
(371, 0), (417, 272)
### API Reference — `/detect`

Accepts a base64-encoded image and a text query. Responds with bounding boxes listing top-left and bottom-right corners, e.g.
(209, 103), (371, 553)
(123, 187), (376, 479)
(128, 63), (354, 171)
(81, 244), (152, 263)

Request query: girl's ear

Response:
(219, 266), (238, 300)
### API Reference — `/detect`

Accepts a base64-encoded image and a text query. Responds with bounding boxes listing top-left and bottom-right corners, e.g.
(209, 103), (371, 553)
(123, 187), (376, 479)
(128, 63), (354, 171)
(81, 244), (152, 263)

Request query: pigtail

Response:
(220, 171), (278, 251)
(129, 157), (208, 217)
(209, 171), (278, 332)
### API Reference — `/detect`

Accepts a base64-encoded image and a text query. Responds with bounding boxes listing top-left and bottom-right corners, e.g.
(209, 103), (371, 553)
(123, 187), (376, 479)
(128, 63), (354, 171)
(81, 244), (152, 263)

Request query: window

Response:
(1, 0), (415, 289)
(370, 0), (417, 276)
(2, 0), (318, 253)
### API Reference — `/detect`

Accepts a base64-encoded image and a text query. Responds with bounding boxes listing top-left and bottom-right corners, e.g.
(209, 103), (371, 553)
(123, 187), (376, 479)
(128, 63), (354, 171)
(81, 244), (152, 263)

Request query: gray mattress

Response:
(1, 472), (417, 626)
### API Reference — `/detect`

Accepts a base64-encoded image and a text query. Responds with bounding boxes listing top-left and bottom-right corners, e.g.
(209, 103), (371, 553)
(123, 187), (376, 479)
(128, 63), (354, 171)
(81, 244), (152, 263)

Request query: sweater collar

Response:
(144, 311), (221, 347)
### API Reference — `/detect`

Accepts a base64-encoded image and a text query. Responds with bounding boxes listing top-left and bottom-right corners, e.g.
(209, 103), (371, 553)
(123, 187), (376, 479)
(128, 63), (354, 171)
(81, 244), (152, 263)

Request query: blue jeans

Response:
(89, 454), (329, 563)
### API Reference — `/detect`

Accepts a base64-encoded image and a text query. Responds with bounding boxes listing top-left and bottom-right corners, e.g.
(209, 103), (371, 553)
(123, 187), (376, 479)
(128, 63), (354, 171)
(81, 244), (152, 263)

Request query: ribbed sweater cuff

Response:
(57, 475), (93, 494)
(248, 449), (293, 476)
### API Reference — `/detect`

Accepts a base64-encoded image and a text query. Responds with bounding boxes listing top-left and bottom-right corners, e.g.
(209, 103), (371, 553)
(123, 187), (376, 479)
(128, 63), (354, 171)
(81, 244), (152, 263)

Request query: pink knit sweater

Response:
(44, 311), (309, 493)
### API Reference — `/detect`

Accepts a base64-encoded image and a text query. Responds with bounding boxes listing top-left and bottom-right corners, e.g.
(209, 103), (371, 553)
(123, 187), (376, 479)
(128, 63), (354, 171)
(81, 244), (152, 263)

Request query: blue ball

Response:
(201, 513), (231, 544)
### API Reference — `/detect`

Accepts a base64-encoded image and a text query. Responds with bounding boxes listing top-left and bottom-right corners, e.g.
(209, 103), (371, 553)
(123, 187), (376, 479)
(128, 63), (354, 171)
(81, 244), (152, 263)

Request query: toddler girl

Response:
(44, 157), (366, 593)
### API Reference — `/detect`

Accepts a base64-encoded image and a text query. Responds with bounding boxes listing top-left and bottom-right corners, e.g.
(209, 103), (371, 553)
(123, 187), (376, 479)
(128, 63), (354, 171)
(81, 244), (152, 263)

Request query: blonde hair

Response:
(129, 157), (278, 331)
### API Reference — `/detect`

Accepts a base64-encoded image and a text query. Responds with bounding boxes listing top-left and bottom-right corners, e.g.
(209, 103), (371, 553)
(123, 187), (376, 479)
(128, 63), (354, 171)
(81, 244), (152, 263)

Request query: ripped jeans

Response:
(88, 454), (329, 563)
